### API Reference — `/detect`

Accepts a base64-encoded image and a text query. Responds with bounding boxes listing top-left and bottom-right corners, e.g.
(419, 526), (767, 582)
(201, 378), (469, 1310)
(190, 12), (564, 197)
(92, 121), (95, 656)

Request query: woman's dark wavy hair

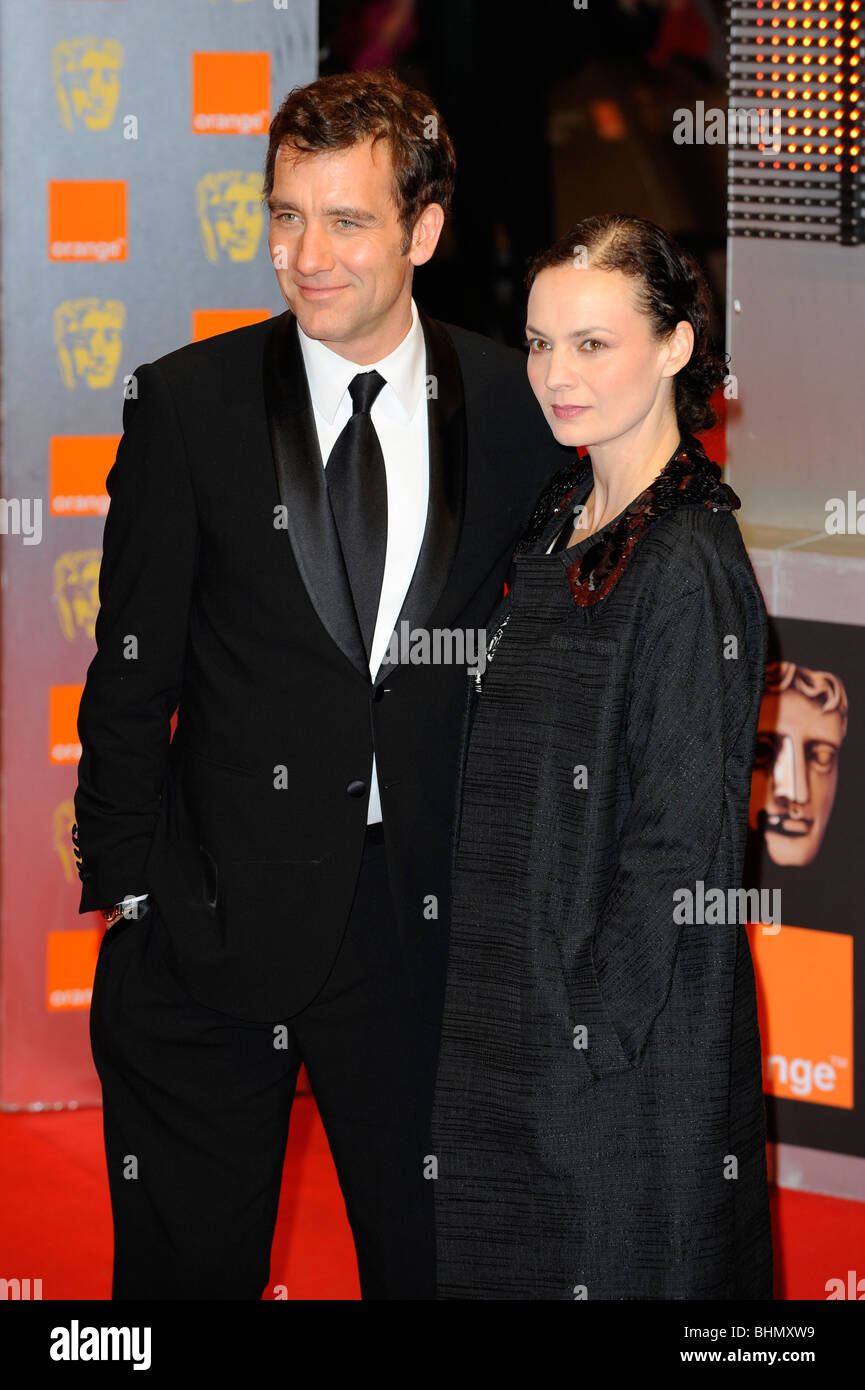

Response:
(526, 214), (727, 436)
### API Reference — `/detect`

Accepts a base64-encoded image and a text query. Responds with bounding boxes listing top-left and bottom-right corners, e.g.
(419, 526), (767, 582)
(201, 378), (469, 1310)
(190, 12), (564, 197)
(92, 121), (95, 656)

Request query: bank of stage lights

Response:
(728, 1), (862, 241)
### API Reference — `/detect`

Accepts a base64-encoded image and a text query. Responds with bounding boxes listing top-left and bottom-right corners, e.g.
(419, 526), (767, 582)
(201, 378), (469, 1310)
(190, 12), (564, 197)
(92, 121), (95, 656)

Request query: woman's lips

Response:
(552, 404), (591, 418)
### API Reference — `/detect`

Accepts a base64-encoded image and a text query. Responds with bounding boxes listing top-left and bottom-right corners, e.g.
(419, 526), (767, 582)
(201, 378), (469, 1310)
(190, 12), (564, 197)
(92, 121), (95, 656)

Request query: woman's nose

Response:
(544, 348), (581, 393)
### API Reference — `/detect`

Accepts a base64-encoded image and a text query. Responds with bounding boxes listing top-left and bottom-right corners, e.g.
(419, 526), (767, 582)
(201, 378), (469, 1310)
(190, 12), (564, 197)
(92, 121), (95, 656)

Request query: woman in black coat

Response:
(432, 214), (774, 1300)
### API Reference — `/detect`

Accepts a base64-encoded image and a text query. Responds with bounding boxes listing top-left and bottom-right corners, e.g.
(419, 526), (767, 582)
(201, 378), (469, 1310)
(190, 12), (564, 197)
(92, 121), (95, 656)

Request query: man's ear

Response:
(408, 203), (445, 266)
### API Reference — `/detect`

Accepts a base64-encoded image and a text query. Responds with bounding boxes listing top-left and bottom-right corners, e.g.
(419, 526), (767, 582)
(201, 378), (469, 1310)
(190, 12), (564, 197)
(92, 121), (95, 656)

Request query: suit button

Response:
(371, 685), (391, 703)
(346, 780), (367, 797)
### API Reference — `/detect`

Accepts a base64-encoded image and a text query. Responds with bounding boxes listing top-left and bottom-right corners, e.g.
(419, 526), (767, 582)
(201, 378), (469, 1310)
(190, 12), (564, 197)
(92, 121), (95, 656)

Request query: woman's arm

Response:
(572, 520), (767, 1077)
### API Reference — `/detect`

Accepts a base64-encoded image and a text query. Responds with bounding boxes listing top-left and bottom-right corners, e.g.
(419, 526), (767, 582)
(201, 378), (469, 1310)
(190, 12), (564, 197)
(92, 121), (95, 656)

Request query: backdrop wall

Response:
(0, 0), (317, 1109)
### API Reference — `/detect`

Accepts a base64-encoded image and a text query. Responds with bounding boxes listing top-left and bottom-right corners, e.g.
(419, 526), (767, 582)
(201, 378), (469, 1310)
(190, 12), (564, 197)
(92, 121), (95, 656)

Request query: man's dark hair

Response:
(264, 69), (456, 255)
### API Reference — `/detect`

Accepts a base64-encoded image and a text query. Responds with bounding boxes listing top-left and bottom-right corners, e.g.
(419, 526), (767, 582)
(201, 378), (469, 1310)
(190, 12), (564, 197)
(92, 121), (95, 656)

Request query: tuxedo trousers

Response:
(89, 825), (441, 1300)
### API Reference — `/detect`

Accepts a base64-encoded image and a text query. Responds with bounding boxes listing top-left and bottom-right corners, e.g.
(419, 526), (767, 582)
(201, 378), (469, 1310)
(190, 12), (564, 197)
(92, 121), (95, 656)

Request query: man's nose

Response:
(772, 734), (809, 806)
(294, 222), (334, 276)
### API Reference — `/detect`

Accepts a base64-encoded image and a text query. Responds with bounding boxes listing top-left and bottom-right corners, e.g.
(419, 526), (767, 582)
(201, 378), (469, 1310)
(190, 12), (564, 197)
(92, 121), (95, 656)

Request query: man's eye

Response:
(336, 219), (357, 229)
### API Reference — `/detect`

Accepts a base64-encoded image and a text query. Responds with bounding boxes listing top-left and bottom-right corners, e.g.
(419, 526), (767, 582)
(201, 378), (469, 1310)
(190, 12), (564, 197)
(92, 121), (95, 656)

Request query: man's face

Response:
(748, 687), (844, 867)
(268, 138), (426, 364)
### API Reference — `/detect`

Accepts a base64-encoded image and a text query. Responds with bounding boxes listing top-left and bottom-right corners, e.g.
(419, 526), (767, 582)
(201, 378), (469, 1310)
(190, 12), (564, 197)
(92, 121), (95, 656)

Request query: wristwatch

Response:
(102, 893), (150, 928)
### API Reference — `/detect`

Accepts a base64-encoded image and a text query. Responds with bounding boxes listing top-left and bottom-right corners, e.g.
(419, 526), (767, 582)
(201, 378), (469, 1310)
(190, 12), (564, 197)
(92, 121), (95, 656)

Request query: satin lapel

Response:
(373, 309), (467, 686)
(263, 311), (369, 678)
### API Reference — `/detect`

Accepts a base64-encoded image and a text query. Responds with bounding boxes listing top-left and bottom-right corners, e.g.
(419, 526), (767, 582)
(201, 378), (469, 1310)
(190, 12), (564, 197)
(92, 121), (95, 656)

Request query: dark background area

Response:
(319, 0), (729, 346)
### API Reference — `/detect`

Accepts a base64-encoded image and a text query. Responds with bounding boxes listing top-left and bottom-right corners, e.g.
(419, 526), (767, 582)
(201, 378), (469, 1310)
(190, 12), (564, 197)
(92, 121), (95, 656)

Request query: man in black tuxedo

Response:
(73, 69), (566, 1300)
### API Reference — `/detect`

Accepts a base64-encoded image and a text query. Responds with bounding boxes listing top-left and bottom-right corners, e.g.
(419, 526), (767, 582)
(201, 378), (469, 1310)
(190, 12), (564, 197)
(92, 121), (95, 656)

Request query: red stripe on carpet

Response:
(0, 1106), (860, 1300)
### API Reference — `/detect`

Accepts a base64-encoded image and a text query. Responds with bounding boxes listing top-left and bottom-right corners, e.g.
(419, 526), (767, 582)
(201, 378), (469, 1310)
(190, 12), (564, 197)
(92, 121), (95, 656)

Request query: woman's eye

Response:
(526, 338), (549, 352)
(581, 339), (605, 352)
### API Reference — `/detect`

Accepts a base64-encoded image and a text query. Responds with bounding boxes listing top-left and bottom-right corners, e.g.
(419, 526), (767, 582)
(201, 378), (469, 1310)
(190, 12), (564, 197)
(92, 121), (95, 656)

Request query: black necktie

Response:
(325, 370), (389, 662)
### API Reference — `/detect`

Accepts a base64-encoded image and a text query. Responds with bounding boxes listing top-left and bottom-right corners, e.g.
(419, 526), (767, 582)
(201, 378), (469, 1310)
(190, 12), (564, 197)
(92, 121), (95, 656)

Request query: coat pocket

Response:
(556, 933), (633, 1077)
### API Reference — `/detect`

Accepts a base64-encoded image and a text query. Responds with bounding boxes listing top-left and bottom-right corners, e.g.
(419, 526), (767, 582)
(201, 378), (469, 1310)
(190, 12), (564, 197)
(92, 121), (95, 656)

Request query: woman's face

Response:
(525, 263), (687, 449)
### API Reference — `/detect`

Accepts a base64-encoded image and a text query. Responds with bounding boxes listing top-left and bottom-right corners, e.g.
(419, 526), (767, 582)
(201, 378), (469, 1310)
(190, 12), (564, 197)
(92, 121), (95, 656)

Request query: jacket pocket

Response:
(98, 912), (147, 951)
(186, 746), (257, 778)
(145, 832), (219, 911)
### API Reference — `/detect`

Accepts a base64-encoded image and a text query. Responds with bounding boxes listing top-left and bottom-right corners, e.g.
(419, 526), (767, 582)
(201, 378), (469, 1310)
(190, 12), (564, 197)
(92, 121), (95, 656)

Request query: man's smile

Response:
(296, 283), (350, 299)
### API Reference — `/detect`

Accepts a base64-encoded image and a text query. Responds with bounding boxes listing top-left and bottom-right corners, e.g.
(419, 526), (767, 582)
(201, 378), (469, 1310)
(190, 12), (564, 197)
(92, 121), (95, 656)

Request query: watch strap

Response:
(102, 893), (150, 927)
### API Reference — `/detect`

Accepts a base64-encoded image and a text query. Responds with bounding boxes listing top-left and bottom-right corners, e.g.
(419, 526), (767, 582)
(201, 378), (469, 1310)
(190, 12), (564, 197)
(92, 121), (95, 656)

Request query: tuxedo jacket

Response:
(73, 307), (567, 1021)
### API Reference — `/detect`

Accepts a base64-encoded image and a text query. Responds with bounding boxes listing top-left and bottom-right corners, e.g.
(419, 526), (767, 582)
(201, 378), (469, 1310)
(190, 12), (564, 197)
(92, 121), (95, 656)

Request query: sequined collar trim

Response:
(515, 434), (741, 609)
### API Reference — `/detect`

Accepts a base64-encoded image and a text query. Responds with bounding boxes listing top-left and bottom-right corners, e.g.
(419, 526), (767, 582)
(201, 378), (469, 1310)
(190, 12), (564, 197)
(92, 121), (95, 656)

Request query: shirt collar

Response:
(297, 297), (425, 425)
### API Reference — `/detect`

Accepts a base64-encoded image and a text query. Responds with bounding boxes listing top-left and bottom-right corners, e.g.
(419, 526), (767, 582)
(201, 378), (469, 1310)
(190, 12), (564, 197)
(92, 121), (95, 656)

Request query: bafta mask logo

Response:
(197, 171), (264, 263)
(749, 661), (849, 867)
(53, 800), (78, 884)
(54, 549), (101, 642)
(54, 298), (125, 390)
(52, 38), (123, 132)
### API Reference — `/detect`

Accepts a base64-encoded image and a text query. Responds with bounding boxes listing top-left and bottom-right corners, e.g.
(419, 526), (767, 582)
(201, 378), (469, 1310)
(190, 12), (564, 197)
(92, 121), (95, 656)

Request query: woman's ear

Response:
(661, 320), (695, 378)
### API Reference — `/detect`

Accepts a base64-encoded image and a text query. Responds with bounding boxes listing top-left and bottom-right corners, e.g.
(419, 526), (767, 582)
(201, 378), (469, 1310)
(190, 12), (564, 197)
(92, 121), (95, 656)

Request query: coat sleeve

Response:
(73, 361), (200, 912)
(574, 526), (766, 1076)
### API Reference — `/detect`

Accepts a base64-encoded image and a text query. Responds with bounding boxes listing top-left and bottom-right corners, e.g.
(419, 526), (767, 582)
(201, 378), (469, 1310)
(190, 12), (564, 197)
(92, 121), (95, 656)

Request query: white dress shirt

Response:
(297, 297), (430, 824)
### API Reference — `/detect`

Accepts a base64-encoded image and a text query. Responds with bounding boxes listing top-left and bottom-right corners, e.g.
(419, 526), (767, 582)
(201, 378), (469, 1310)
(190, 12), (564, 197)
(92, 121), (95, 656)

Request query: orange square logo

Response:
(48, 180), (127, 261)
(51, 436), (120, 516)
(191, 52), (270, 135)
(747, 923), (854, 1108)
(46, 928), (101, 1011)
(50, 685), (84, 765)
(192, 308), (271, 341)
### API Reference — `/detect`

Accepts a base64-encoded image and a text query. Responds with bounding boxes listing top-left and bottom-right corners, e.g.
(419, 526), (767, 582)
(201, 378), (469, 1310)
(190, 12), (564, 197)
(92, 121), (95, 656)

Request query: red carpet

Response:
(0, 1103), (860, 1300)
(0, 1099), (359, 1301)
